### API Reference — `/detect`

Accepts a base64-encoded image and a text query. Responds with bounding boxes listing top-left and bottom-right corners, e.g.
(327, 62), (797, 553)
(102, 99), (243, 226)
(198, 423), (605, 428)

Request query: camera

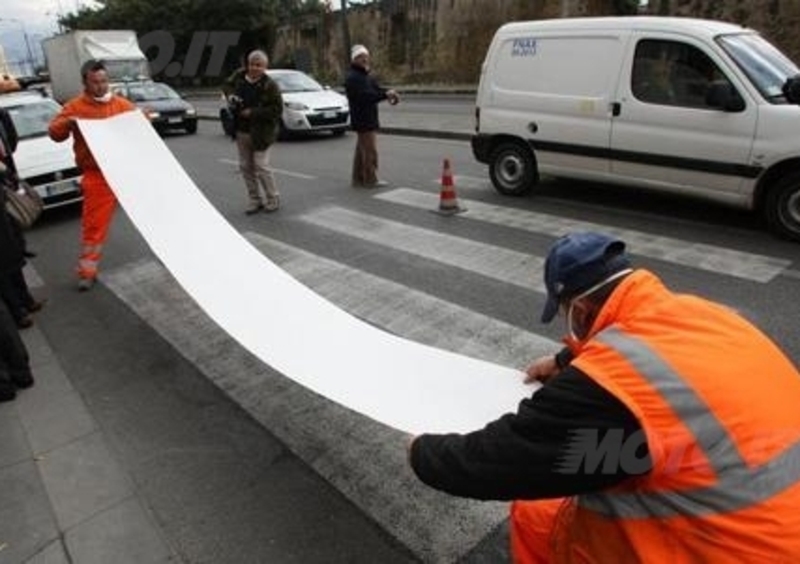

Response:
(227, 94), (244, 114)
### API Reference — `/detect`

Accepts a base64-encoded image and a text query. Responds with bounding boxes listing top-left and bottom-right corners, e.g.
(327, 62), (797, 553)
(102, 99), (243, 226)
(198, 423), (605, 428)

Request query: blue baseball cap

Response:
(540, 232), (630, 323)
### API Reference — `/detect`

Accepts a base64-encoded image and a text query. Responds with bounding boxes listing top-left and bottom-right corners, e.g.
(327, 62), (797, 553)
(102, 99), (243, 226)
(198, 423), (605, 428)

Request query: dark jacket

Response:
(409, 365), (650, 501)
(0, 188), (25, 275)
(222, 69), (283, 150)
(0, 107), (19, 182)
(345, 63), (388, 132)
(0, 109), (25, 274)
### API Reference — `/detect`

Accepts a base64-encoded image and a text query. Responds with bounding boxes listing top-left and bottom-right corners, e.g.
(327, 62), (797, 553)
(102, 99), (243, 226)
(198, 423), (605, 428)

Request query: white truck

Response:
(472, 17), (800, 241)
(42, 30), (150, 103)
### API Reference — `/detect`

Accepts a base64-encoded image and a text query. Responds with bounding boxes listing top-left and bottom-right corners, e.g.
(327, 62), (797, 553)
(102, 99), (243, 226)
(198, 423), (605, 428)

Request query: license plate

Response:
(44, 179), (79, 197)
(168, 117), (182, 124)
(323, 111), (336, 119)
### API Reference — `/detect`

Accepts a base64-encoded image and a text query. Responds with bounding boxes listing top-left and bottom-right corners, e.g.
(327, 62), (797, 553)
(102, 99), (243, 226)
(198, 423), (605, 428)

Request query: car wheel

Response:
(186, 121), (198, 135)
(489, 141), (537, 196)
(764, 170), (800, 241)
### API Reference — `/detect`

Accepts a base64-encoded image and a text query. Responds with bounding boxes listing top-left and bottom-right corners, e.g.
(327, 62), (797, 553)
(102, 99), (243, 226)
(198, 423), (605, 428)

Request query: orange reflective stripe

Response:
(577, 328), (800, 519)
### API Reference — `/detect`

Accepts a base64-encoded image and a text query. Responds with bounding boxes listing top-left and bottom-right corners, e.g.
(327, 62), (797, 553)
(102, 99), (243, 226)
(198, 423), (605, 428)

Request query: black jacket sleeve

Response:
(0, 108), (18, 153)
(409, 367), (651, 501)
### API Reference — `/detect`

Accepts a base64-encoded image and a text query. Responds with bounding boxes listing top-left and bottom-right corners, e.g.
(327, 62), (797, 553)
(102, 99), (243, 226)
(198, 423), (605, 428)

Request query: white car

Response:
(221, 69), (350, 138)
(0, 90), (82, 209)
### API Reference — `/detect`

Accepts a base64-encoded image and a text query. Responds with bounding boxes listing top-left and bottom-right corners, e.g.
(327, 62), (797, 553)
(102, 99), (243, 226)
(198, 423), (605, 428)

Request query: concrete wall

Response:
(271, 0), (800, 86)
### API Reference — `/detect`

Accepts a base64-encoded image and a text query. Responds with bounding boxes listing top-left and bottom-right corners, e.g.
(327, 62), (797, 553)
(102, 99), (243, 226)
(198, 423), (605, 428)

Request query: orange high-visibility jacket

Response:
(49, 93), (135, 172)
(546, 270), (800, 563)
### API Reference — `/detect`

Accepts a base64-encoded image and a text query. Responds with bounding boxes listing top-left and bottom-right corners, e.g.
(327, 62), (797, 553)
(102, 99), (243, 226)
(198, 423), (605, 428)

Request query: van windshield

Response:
(718, 33), (799, 102)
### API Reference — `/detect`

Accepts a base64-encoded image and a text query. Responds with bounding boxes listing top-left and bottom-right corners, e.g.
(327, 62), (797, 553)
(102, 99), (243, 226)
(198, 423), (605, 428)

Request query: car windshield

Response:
(270, 72), (323, 93)
(717, 32), (800, 102)
(125, 83), (181, 102)
(104, 60), (150, 82)
(4, 98), (62, 140)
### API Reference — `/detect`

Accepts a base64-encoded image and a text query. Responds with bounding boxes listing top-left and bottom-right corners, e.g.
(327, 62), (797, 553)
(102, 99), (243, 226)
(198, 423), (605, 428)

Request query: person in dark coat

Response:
(345, 44), (399, 188)
(0, 184), (35, 402)
(0, 107), (42, 328)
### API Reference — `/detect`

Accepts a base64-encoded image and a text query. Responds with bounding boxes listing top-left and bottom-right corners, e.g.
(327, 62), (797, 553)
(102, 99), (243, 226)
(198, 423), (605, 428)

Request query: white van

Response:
(472, 17), (800, 241)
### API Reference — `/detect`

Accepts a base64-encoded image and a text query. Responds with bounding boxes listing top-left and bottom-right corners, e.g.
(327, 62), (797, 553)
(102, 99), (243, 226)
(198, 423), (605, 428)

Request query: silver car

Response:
(221, 70), (350, 138)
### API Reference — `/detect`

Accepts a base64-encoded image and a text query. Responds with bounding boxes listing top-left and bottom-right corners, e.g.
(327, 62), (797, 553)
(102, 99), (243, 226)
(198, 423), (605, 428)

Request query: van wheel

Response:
(489, 142), (536, 196)
(764, 171), (800, 241)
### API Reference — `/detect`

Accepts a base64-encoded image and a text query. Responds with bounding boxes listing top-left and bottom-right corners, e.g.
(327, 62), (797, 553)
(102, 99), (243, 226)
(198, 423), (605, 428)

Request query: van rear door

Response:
(609, 33), (757, 201)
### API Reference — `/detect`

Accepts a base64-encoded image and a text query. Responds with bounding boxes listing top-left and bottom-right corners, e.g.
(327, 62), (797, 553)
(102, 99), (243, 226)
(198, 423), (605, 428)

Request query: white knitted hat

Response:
(351, 44), (369, 61)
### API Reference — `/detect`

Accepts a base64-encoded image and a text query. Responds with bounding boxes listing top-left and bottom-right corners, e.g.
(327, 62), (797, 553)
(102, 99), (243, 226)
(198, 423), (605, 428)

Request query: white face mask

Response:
(93, 92), (113, 103)
(565, 268), (634, 341)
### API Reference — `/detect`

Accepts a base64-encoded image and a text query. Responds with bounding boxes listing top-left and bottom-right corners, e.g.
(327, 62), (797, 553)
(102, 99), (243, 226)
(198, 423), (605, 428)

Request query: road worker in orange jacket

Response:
(49, 59), (136, 291)
(409, 232), (800, 563)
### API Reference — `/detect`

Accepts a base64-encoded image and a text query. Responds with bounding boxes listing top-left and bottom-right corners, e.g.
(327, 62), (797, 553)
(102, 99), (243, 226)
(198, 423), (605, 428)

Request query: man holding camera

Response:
(222, 50), (283, 214)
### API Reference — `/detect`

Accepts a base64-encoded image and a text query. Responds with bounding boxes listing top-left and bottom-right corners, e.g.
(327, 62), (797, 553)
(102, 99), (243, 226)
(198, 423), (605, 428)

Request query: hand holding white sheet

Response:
(77, 111), (537, 435)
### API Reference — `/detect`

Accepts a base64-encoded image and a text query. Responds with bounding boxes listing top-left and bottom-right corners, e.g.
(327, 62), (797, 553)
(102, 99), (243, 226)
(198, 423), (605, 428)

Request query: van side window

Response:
(632, 40), (741, 110)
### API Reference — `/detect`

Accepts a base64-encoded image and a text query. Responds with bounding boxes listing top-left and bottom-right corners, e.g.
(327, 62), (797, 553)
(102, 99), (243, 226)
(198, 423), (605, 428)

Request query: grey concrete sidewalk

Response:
(0, 277), (175, 564)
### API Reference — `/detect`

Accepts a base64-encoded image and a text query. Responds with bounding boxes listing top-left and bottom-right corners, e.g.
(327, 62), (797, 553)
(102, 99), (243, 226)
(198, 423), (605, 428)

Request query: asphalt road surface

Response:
(14, 117), (800, 563)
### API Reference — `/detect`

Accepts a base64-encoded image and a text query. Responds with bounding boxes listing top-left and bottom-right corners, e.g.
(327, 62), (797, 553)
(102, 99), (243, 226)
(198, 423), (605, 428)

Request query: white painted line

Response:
(218, 158), (317, 180)
(430, 175), (487, 189)
(23, 263), (45, 289)
(299, 207), (546, 292)
(244, 233), (557, 367)
(375, 188), (791, 283)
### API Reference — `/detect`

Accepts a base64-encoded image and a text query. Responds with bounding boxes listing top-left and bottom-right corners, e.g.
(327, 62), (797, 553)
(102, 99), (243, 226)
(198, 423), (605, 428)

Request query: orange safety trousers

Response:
(77, 169), (117, 280)
(510, 498), (567, 564)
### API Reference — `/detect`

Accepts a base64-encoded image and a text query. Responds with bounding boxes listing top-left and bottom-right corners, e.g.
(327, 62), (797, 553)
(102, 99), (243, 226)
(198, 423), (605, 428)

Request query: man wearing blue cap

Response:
(408, 232), (800, 563)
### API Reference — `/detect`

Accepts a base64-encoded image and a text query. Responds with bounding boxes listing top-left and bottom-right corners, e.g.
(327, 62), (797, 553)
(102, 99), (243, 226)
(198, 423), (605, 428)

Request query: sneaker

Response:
(264, 196), (280, 212)
(0, 380), (16, 402)
(365, 179), (389, 188)
(78, 278), (96, 292)
(245, 203), (264, 215)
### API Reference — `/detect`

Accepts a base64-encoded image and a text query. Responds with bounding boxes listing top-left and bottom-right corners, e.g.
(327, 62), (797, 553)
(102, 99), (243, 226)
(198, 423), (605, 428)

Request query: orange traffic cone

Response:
(436, 158), (466, 215)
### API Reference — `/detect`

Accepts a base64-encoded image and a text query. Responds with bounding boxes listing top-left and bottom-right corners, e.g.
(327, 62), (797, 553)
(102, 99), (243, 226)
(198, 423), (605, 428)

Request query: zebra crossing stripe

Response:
(244, 233), (558, 367)
(376, 188), (790, 283)
(299, 206), (547, 292)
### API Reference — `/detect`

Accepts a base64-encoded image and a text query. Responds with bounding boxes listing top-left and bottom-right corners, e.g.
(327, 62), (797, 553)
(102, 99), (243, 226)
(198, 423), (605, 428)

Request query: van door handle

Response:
(611, 102), (621, 117)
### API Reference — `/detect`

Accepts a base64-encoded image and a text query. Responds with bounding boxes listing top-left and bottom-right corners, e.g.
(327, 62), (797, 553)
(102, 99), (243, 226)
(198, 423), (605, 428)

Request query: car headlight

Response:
(148, 111), (161, 119)
(284, 101), (309, 111)
(186, 108), (197, 115)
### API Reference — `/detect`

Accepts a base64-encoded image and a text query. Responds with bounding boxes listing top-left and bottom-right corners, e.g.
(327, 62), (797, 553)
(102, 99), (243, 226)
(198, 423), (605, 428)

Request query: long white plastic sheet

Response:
(78, 111), (534, 435)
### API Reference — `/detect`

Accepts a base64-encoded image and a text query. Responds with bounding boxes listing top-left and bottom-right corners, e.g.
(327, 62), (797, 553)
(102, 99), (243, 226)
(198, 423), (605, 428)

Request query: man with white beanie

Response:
(345, 44), (399, 188)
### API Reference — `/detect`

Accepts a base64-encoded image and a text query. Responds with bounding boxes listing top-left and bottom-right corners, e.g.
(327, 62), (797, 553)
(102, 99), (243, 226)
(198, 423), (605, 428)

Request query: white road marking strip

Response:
(430, 175), (487, 189)
(244, 233), (557, 367)
(299, 207), (547, 292)
(23, 263), (44, 289)
(376, 188), (790, 283)
(218, 158), (317, 180)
